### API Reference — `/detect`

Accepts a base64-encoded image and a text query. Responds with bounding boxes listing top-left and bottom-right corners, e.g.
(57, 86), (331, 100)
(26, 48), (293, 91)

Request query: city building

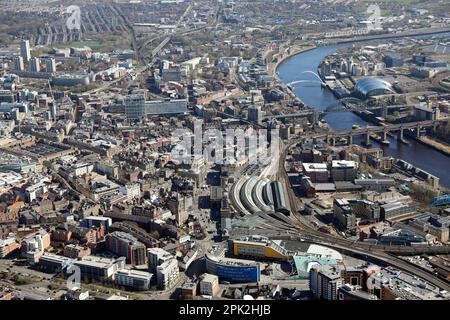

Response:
(383, 53), (404, 68)
(409, 213), (450, 242)
(199, 273), (220, 296)
(247, 106), (262, 125)
(231, 235), (289, 260)
(52, 74), (90, 87)
(381, 202), (416, 221)
(302, 163), (328, 183)
(180, 281), (198, 300)
(0, 237), (20, 258)
(205, 248), (260, 283)
(156, 258), (180, 289)
(414, 104), (441, 121)
(367, 267), (449, 300)
(309, 265), (344, 300)
(20, 39), (31, 62)
(37, 253), (74, 273)
(124, 94), (187, 118)
(63, 244), (91, 259)
(148, 247), (174, 272)
(331, 160), (357, 182)
(116, 269), (153, 291)
(29, 57), (40, 73)
(338, 284), (378, 300)
(13, 56), (24, 71)
(333, 198), (380, 230)
(353, 78), (394, 99)
(73, 256), (125, 281)
(45, 58), (56, 73)
(80, 216), (112, 230)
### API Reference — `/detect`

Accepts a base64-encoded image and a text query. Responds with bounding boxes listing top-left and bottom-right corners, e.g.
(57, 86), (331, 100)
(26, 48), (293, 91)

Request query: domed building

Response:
(353, 77), (394, 99)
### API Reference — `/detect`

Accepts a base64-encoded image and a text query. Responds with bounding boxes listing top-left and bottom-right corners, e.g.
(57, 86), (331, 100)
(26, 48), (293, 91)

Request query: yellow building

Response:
(232, 238), (289, 260)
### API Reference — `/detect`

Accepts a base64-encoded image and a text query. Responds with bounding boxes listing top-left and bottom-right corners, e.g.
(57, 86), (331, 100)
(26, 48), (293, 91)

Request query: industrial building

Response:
(331, 160), (358, 182)
(270, 181), (290, 215)
(199, 273), (220, 296)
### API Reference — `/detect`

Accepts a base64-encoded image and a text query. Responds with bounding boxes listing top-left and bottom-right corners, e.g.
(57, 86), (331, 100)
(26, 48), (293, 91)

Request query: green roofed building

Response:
(288, 255), (337, 280)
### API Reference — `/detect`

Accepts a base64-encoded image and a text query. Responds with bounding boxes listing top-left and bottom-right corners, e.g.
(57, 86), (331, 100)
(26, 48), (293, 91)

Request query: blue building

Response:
(205, 251), (260, 283)
(383, 53), (404, 68)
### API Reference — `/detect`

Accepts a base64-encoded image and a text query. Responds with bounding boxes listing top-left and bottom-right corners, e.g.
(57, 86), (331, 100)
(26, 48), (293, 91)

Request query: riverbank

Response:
(417, 136), (450, 157)
(269, 45), (316, 103)
(270, 45), (316, 80)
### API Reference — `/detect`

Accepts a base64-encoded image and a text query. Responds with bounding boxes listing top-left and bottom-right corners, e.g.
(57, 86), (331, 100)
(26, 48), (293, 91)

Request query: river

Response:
(276, 37), (450, 188)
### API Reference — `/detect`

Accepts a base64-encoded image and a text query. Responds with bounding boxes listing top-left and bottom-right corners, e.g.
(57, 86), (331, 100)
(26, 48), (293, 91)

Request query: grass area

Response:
(81, 282), (145, 300)
(294, 39), (307, 46)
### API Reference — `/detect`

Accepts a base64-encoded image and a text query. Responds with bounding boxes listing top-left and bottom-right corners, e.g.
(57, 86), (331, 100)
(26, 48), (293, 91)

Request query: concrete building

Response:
(383, 53), (404, 68)
(381, 202), (416, 221)
(331, 160), (357, 182)
(45, 58), (56, 73)
(181, 281), (198, 300)
(29, 57), (40, 73)
(116, 269), (153, 291)
(0, 237), (20, 258)
(409, 213), (450, 242)
(13, 56), (24, 71)
(124, 94), (187, 118)
(37, 253), (74, 273)
(147, 247), (174, 272)
(199, 273), (220, 296)
(414, 104), (441, 121)
(73, 256), (125, 281)
(309, 265), (343, 300)
(52, 74), (90, 87)
(367, 266), (449, 300)
(333, 198), (380, 230)
(302, 163), (328, 183)
(80, 216), (112, 230)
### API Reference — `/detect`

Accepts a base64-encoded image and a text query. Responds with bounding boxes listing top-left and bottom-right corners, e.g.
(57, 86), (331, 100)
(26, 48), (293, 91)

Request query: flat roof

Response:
(303, 163), (328, 173)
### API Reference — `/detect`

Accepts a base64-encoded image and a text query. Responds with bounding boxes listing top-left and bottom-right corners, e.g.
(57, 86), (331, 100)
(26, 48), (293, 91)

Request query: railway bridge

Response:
(306, 119), (444, 146)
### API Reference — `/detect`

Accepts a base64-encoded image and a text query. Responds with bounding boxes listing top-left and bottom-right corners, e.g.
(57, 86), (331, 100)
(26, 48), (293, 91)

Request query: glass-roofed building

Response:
(352, 78), (394, 99)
